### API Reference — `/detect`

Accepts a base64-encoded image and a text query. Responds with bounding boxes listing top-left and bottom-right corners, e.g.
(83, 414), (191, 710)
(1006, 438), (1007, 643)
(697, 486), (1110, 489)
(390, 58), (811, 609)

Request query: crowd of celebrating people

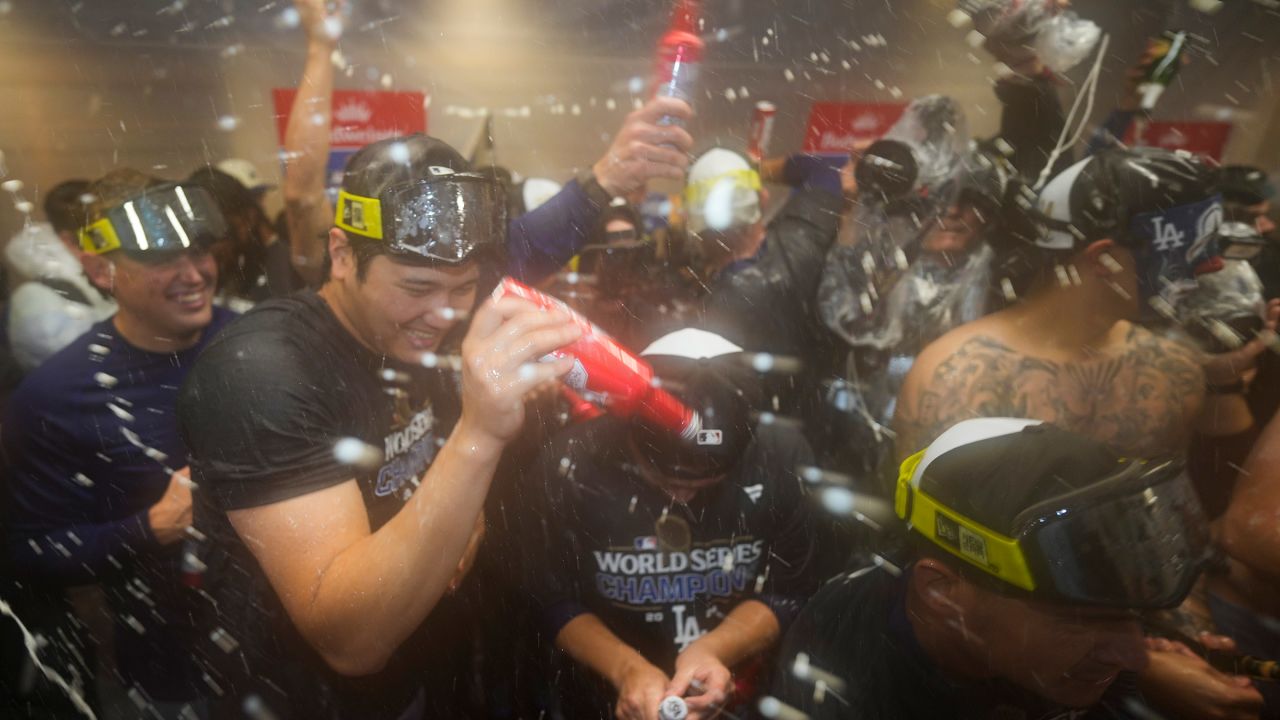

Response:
(2, 0), (1280, 719)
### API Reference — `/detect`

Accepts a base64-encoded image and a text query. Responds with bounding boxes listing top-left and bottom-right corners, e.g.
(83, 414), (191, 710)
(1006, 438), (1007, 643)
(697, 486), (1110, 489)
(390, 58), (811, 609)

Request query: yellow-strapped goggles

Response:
(334, 174), (507, 263)
(79, 183), (226, 257)
(895, 450), (1209, 609)
(335, 189), (386, 240)
(683, 168), (762, 209)
(895, 448), (1036, 592)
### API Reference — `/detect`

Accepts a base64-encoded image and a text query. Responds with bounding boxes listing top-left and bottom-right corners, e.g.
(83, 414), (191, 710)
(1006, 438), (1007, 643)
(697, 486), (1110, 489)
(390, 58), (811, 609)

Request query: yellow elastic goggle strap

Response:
(895, 448), (928, 520)
(334, 189), (385, 241)
(684, 169), (763, 208)
(901, 484), (1037, 593)
(79, 218), (122, 255)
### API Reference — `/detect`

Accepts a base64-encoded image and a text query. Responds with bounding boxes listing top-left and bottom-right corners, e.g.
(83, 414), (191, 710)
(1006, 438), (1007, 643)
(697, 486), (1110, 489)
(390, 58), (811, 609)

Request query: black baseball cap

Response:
(631, 329), (759, 480)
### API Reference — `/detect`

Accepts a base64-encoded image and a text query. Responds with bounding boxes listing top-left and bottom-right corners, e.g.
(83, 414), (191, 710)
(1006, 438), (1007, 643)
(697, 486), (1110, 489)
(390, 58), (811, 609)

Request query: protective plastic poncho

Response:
(819, 95), (986, 356)
(817, 97), (1002, 460)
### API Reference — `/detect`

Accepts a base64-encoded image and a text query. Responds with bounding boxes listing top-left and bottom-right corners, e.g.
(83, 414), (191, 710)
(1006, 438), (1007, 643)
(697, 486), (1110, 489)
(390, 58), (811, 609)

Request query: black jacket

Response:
(705, 188), (845, 365)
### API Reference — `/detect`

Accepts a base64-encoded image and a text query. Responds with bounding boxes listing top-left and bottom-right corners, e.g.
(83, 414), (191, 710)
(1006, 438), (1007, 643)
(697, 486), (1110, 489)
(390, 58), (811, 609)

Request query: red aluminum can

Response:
(747, 101), (778, 165)
(492, 277), (700, 439)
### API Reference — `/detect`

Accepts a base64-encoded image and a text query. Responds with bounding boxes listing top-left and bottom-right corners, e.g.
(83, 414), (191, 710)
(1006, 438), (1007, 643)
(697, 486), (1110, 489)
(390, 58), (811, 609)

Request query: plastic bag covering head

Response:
(1034, 148), (1224, 307)
(881, 95), (970, 195)
(684, 148), (762, 235)
(959, 0), (1100, 74)
(632, 333), (757, 480)
(80, 183), (227, 259)
(897, 418), (1209, 609)
(1178, 259), (1266, 352)
(1034, 11), (1102, 74)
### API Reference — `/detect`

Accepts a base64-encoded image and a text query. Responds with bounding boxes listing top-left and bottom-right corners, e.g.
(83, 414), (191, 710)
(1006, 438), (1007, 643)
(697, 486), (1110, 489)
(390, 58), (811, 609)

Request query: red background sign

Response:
(803, 102), (907, 154)
(1124, 120), (1233, 162)
(272, 89), (428, 149)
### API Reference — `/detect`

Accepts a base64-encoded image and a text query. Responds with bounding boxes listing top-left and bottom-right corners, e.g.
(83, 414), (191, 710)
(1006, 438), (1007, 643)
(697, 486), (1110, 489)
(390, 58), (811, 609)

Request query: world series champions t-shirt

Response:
(526, 416), (822, 715)
(177, 291), (462, 720)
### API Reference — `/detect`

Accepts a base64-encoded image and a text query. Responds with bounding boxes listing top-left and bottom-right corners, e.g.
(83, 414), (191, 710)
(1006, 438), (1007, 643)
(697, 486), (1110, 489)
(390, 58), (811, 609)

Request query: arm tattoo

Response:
(898, 329), (1204, 457)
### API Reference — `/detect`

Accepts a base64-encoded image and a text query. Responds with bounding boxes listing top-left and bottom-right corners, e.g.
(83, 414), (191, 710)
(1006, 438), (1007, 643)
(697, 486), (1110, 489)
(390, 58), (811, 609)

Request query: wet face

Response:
(965, 585), (1148, 708)
(341, 253), (479, 364)
(630, 435), (727, 503)
(104, 249), (217, 341)
(922, 204), (984, 255)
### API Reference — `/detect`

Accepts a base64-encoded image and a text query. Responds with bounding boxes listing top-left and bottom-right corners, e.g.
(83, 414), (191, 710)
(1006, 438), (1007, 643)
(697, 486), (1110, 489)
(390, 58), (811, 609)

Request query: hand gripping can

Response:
(747, 101), (778, 166)
(652, 0), (705, 126)
(492, 277), (700, 441)
(658, 696), (689, 720)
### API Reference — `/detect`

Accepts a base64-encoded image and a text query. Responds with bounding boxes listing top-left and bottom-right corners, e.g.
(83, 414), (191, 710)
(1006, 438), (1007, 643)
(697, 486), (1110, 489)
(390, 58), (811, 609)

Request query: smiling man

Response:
(2, 169), (234, 716)
(177, 134), (581, 720)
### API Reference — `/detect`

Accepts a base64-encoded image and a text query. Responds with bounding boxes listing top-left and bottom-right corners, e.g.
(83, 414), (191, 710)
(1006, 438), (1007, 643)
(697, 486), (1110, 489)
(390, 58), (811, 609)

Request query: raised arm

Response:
(506, 96), (693, 283)
(281, 0), (343, 286)
(223, 297), (579, 677)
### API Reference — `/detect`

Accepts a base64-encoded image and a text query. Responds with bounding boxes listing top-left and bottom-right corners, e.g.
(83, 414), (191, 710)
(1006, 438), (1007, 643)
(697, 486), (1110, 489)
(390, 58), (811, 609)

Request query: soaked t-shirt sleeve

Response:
(178, 329), (354, 511)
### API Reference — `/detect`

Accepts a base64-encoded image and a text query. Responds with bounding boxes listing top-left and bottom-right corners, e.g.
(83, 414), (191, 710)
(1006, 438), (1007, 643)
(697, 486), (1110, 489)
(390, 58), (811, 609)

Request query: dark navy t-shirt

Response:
(1, 307), (237, 700)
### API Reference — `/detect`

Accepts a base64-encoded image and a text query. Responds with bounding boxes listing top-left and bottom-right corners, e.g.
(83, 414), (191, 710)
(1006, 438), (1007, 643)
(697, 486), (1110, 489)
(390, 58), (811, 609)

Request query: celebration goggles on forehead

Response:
(334, 173), (508, 263)
(79, 183), (227, 259)
(895, 454), (1211, 609)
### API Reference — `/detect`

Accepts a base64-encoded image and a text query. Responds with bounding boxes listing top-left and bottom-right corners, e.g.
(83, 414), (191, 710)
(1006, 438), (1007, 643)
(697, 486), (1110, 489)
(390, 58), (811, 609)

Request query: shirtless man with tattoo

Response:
(896, 148), (1271, 720)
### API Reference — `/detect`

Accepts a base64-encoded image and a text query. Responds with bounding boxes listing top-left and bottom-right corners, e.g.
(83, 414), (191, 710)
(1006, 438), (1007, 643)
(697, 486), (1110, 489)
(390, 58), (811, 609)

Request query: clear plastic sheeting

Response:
(1178, 259), (1267, 351)
(817, 94), (986, 358)
(821, 243), (994, 356)
(955, 0), (1102, 74)
(1033, 11), (1103, 74)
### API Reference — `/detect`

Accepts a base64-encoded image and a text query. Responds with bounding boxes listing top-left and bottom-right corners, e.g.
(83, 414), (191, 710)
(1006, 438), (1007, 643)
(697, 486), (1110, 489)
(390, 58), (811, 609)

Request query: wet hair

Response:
(43, 179), (91, 236)
(905, 534), (1037, 604)
(346, 233), (437, 282)
(85, 169), (164, 225)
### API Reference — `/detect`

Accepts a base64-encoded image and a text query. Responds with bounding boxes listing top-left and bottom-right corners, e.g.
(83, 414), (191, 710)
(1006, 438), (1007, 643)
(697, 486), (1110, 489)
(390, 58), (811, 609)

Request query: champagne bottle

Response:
(1139, 30), (1188, 111)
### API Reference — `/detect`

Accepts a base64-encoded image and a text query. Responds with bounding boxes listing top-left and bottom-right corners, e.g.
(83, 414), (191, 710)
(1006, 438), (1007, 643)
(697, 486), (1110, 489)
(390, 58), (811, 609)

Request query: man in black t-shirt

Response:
(177, 135), (582, 719)
(527, 328), (821, 720)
